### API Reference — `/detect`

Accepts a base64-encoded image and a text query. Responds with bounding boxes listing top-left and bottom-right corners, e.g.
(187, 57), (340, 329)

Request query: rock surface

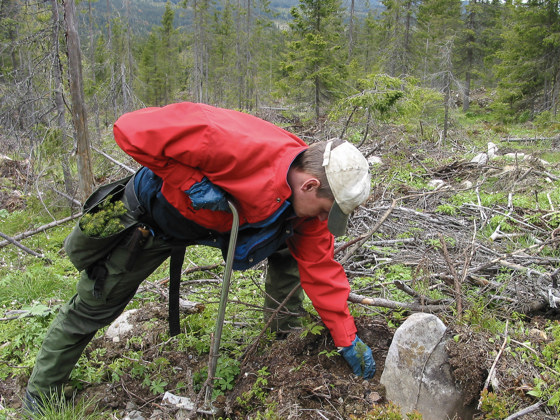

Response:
(380, 312), (473, 420)
(105, 309), (138, 342)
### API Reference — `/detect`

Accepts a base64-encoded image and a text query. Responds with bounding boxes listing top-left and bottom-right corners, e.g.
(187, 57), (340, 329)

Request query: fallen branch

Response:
(478, 320), (509, 410)
(0, 310), (30, 321)
(92, 146), (136, 173)
(393, 280), (452, 305)
(439, 233), (463, 317)
(503, 401), (544, 420)
(48, 186), (81, 207)
(533, 169), (560, 182)
(348, 292), (448, 312)
(461, 203), (546, 233)
(0, 213), (81, 249)
(469, 237), (560, 276)
(503, 137), (559, 142)
(0, 231), (51, 262)
(338, 199), (397, 264)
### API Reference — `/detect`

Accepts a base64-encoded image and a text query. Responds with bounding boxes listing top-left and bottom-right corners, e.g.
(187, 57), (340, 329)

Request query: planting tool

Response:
(204, 200), (240, 407)
(162, 201), (239, 416)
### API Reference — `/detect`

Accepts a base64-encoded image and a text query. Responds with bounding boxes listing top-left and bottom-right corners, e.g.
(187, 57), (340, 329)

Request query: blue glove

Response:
(339, 335), (376, 379)
(186, 177), (230, 212)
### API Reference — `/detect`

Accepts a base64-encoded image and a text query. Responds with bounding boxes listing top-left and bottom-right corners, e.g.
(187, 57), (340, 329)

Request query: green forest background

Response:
(2, 0), (559, 170)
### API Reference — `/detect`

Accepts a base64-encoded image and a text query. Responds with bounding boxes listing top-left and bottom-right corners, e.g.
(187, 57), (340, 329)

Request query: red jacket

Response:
(114, 102), (357, 347)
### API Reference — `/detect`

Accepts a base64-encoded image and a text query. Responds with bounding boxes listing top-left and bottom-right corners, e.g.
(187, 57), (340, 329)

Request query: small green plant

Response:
(479, 389), (512, 419)
(425, 235), (456, 250)
(0, 316), (51, 381)
(22, 391), (103, 420)
(356, 401), (423, 419)
(299, 322), (325, 338)
(546, 212), (560, 229)
(290, 360), (307, 372)
(79, 195), (127, 237)
(384, 264), (412, 282)
(435, 203), (458, 215)
(488, 215), (515, 233)
(237, 366), (272, 409)
(214, 356), (241, 396)
(527, 321), (560, 410)
(462, 298), (507, 334)
(147, 377), (168, 394)
(71, 348), (109, 388)
(191, 355), (241, 399)
(319, 349), (340, 359)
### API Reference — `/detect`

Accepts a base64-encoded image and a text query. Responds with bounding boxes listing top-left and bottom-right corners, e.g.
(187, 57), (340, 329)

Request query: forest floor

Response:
(2, 302), (555, 419)
(1, 121), (560, 419)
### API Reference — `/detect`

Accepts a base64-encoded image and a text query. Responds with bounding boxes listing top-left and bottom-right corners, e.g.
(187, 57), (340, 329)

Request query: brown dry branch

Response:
(336, 199), (397, 263)
(504, 136), (560, 142)
(92, 146), (136, 174)
(48, 185), (82, 207)
(348, 292), (448, 312)
(477, 320), (509, 410)
(0, 230), (50, 262)
(504, 401), (545, 420)
(339, 192), (560, 317)
(0, 213), (81, 249)
(439, 233), (463, 317)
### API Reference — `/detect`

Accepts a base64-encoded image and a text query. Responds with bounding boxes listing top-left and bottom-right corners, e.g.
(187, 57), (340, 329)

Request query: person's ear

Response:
(301, 178), (320, 192)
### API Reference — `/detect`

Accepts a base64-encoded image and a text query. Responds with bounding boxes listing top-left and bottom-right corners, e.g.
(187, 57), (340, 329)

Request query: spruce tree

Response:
(137, 2), (180, 106)
(377, 0), (420, 77)
(278, 0), (348, 121)
(494, 0), (560, 119)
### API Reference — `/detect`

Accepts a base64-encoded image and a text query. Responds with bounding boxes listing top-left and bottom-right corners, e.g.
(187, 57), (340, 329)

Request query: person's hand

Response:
(339, 335), (376, 379)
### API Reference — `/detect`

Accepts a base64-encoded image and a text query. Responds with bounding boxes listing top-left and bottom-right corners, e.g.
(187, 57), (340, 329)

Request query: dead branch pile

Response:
(340, 192), (560, 318)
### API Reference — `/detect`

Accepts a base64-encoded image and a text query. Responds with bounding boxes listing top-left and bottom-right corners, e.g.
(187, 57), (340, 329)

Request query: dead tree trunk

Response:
(63, 0), (94, 202)
(50, 0), (75, 206)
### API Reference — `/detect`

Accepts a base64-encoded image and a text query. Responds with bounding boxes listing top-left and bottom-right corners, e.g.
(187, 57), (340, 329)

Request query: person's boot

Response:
(23, 389), (44, 416)
(268, 306), (306, 340)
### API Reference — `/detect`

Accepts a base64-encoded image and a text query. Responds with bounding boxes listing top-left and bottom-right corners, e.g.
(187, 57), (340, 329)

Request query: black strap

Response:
(169, 246), (186, 336)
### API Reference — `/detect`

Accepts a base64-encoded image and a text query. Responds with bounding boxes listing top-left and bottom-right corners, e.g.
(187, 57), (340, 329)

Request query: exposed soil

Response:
(5, 300), (554, 419)
(1, 304), (396, 419)
(4, 299), (546, 420)
(226, 316), (393, 420)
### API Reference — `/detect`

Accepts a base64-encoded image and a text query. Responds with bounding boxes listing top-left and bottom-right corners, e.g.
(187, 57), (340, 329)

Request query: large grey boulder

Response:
(380, 313), (473, 420)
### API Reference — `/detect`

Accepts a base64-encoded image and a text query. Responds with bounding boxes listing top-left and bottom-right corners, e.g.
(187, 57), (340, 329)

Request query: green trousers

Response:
(27, 230), (173, 396)
(27, 219), (303, 397)
(264, 247), (305, 333)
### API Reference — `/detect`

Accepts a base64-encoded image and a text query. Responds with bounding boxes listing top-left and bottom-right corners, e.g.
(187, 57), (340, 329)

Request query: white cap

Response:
(323, 140), (371, 236)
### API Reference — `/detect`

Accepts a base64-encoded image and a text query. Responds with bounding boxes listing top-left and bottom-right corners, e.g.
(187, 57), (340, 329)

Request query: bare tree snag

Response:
(63, 0), (94, 202)
(50, 0), (75, 203)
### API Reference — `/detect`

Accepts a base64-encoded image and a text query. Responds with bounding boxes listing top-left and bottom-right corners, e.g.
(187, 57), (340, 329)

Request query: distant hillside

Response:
(81, 0), (380, 37)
